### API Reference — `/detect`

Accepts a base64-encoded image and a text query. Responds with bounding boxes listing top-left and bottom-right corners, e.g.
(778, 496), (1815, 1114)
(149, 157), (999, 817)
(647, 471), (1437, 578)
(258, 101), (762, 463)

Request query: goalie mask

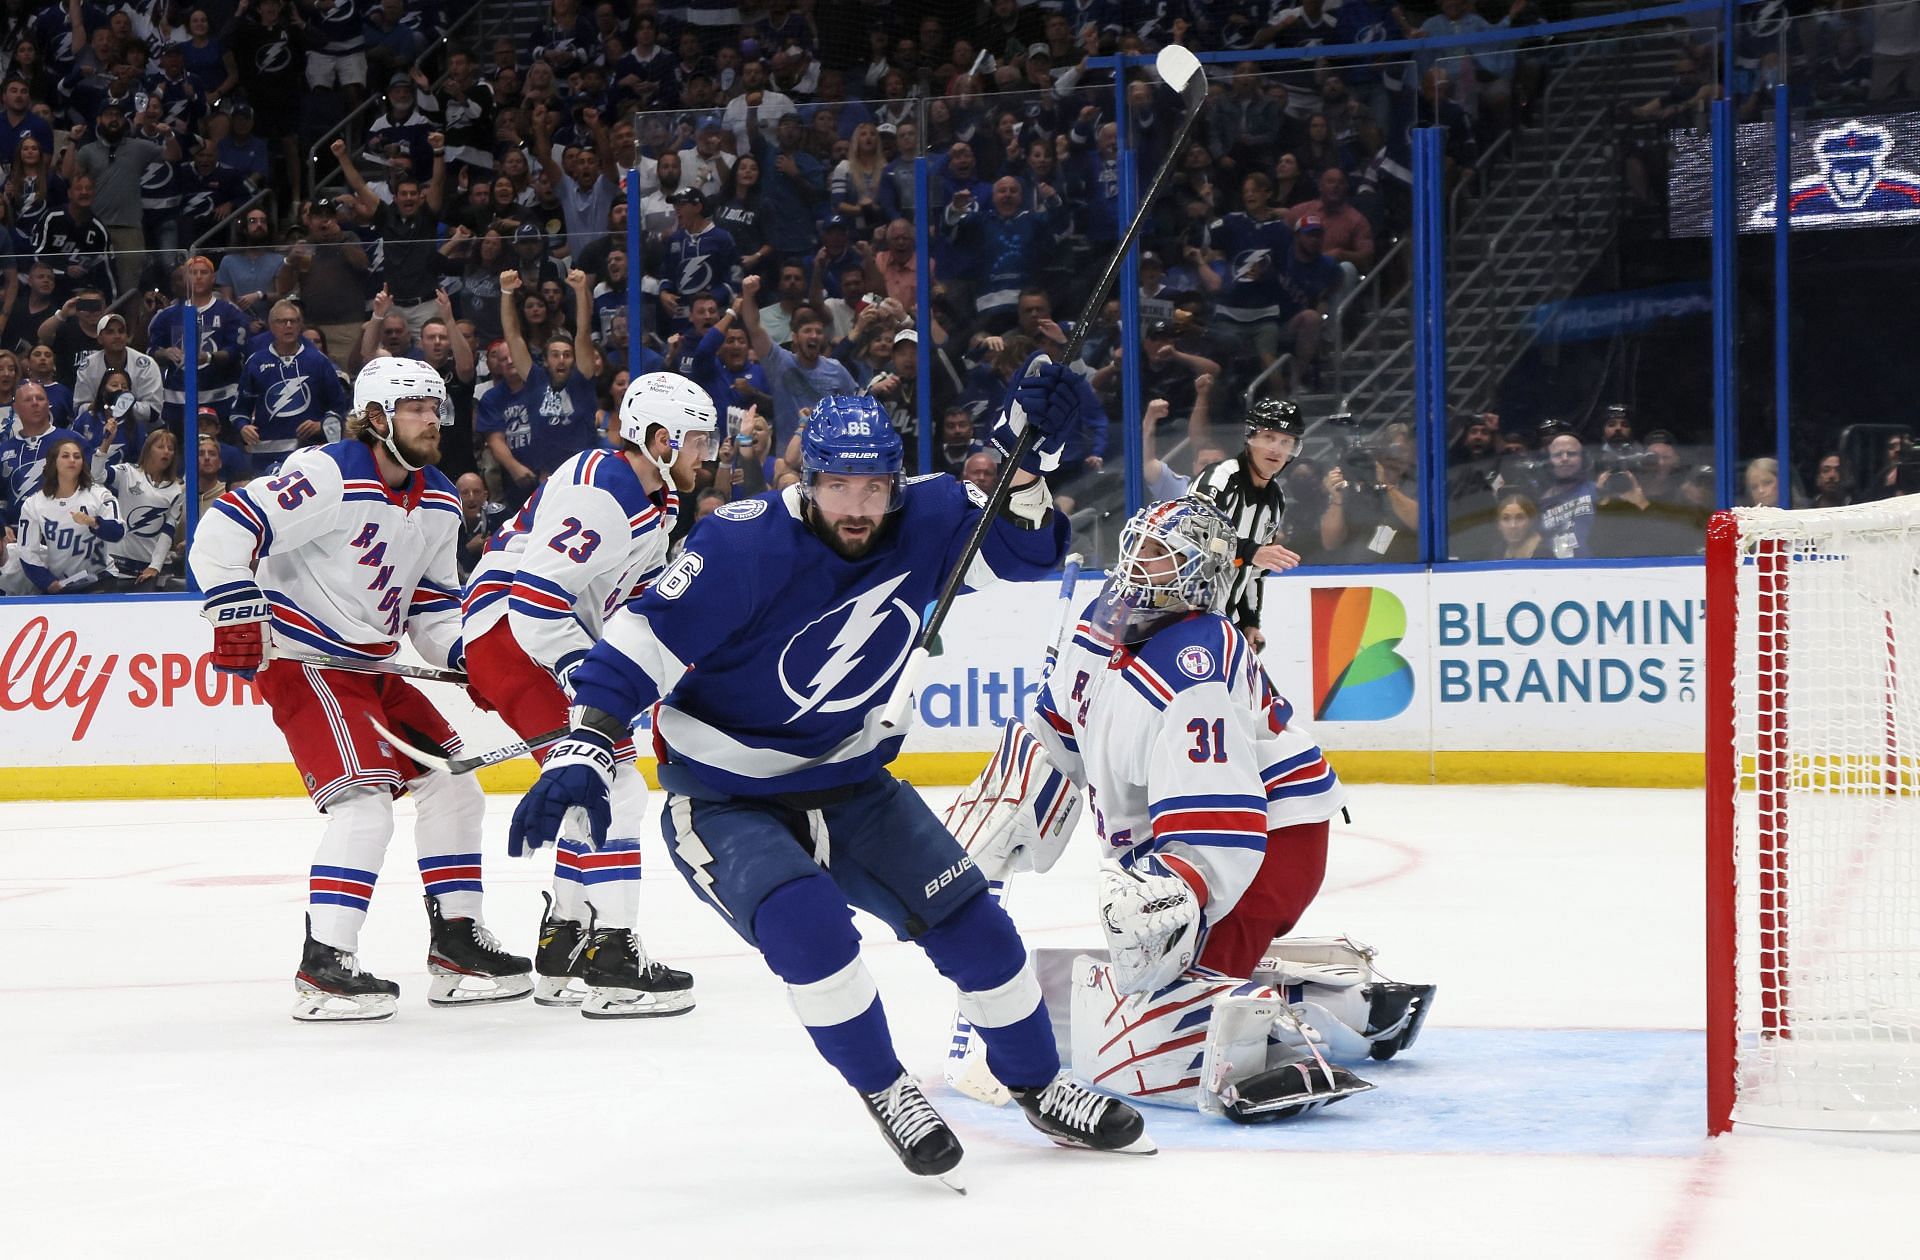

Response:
(1090, 496), (1237, 646)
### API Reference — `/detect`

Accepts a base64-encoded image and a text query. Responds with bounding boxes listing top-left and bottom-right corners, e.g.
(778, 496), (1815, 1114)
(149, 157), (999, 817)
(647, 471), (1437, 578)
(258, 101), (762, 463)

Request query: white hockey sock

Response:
(307, 789), (395, 953)
(554, 765), (645, 929)
(409, 771), (487, 923)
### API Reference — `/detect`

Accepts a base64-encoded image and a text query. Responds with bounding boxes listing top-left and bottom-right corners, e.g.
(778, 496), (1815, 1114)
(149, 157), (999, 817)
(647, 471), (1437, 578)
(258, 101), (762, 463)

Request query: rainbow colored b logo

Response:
(1311, 587), (1414, 721)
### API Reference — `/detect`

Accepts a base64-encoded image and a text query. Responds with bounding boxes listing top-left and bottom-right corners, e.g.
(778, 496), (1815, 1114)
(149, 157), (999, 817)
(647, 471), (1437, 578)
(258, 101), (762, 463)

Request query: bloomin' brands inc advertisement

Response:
(0, 562), (1705, 796)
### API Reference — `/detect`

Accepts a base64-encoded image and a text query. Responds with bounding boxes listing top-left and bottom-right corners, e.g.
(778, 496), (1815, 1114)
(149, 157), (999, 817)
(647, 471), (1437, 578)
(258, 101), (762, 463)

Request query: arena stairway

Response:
(1316, 2), (1691, 431)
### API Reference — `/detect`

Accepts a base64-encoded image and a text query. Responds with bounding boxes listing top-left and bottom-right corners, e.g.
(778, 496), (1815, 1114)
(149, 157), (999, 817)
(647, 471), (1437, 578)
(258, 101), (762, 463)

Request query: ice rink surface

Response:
(2, 784), (1914, 1258)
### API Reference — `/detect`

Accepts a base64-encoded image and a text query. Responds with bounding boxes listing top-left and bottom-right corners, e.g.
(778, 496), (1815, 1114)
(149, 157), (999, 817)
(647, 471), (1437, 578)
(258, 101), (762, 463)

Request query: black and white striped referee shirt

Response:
(1190, 453), (1286, 633)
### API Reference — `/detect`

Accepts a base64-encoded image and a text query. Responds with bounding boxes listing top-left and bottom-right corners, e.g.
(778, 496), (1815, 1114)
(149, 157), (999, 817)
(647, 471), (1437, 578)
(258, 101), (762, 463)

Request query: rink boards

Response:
(0, 560), (1704, 800)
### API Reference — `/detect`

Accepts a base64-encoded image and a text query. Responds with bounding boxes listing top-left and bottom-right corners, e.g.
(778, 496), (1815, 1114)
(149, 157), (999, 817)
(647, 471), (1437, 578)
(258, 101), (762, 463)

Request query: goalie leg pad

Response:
(1219, 1054), (1376, 1124)
(942, 718), (1084, 880)
(1255, 936), (1437, 1061)
(1069, 955), (1236, 1108)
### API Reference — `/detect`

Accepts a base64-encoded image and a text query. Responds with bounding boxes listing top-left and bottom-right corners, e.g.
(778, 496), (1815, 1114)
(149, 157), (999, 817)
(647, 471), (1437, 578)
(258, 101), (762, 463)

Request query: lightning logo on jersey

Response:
(777, 573), (918, 721)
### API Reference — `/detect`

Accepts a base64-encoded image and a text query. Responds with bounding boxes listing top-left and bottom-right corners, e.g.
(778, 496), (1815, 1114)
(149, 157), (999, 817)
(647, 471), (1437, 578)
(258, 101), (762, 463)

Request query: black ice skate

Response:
(861, 1073), (966, 1193)
(1364, 982), (1437, 1061)
(580, 918), (695, 1020)
(424, 896), (533, 1006)
(1008, 1072), (1156, 1154)
(293, 914), (399, 1023)
(1218, 1058), (1376, 1124)
(534, 893), (590, 1007)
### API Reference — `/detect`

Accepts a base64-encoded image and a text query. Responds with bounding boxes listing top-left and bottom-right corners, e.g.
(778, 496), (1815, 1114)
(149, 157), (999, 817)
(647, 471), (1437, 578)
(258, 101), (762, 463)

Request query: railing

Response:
(1331, 33), (1614, 419)
(302, 4), (494, 210)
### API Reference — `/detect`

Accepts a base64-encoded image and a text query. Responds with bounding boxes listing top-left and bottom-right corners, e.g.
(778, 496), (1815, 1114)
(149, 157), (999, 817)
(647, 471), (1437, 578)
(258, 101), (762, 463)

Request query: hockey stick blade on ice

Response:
(880, 45), (1208, 731)
(369, 717), (567, 776)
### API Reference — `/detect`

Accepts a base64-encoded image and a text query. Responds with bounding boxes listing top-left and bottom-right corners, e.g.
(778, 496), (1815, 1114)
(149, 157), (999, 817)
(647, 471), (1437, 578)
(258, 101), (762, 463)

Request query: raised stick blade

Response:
(1154, 43), (1204, 99)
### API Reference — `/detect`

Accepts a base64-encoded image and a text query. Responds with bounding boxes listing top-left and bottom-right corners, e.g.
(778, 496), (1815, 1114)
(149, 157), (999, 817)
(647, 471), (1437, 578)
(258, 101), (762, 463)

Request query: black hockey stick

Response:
(370, 716), (568, 776)
(265, 642), (470, 686)
(880, 44), (1209, 731)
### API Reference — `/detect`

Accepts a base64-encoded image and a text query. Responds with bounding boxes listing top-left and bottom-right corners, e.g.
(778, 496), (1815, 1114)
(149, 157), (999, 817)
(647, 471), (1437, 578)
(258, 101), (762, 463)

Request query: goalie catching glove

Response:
(942, 718), (1084, 880)
(1099, 858), (1201, 994)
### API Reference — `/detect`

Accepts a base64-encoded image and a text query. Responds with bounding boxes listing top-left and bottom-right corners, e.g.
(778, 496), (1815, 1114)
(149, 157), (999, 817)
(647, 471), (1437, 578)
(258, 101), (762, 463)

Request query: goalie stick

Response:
(879, 43), (1210, 732)
(945, 554), (1083, 1106)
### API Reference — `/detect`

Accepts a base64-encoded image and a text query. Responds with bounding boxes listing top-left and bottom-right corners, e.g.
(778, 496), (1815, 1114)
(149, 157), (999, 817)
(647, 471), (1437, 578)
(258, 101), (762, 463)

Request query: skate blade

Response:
(581, 987), (697, 1019)
(427, 967), (534, 1007)
(937, 1170), (968, 1195)
(535, 976), (589, 1007)
(1039, 1129), (1159, 1155)
(291, 987), (397, 1023)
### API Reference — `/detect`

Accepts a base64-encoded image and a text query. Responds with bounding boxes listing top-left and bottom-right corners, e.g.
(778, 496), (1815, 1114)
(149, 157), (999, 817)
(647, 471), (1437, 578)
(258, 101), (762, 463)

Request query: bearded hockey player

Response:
(189, 356), (531, 1022)
(506, 365), (1155, 1189)
(461, 372), (715, 1018)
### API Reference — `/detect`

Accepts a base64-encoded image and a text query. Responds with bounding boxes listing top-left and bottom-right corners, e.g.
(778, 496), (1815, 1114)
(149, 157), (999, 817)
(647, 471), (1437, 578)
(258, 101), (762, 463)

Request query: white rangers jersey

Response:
(1, 484), (122, 592)
(103, 464), (184, 576)
(1026, 606), (1347, 925)
(188, 440), (465, 668)
(462, 448), (679, 681)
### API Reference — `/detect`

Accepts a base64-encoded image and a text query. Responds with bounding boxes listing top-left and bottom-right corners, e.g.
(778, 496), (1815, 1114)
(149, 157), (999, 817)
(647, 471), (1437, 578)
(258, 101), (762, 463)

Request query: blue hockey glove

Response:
(508, 729), (614, 856)
(993, 354), (1099, 475)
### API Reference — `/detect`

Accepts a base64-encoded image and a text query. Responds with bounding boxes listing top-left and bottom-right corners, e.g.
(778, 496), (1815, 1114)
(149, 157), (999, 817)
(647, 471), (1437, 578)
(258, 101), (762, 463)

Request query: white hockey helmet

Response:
(352, 355), (451, 471)
(618, 371), (717, 473)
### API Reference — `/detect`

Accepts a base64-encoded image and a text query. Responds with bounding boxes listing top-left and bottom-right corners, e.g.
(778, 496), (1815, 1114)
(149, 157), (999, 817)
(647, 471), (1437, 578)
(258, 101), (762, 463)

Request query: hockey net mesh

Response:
(1727, 499), (1920, 1130)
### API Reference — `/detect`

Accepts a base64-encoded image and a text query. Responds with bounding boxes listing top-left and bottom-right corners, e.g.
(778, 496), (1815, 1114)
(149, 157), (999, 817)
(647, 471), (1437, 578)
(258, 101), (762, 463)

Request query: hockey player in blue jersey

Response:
(508, 365), (1154, 1186)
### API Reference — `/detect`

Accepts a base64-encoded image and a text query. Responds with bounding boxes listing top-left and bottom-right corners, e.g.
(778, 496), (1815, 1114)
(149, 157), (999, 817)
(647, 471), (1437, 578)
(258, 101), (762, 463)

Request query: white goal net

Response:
(1709, 499), (1920, 1132)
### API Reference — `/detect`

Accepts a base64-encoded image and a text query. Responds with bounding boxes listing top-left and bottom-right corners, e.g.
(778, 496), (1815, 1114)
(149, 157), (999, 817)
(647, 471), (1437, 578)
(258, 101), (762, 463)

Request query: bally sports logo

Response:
(1310, 587), (1414, 722)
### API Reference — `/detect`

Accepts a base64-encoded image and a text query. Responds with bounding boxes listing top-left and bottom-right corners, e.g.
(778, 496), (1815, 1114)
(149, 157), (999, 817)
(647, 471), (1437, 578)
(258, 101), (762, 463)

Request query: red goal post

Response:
(1707, 502), (1920, 1134)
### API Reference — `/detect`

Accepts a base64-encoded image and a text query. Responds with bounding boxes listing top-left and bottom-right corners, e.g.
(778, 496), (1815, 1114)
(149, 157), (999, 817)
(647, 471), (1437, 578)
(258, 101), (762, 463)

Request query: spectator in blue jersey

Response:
(1198, 170), (1294, 373)
(174, 141), (250, 245)
(944, 174), (1065, 332)
(194, 404), (252, 485)
(0, 381), (85, 528)
(147, 255), (249, 430)
(215, 104), (271, 188)
(235, 300), (349, 475)
(736, 272), (856, 449)
(71, 368), (143, 476)
(1536, 428), (1599, 560)
(749, 111), (825, 263)
(1273, 215), (1342, 390)
(1064, 115), (1120, 247)
(481, 267), (604, 501)
(666, 293), (731, 395)
(657, 188), (739, 331)
(0, 78), (53, 165)
(694, 317), (770, 436)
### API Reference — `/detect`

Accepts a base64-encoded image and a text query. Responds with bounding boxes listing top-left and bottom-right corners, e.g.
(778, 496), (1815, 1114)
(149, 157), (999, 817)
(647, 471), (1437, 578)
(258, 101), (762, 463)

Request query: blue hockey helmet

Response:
(801, 394), (906, 512)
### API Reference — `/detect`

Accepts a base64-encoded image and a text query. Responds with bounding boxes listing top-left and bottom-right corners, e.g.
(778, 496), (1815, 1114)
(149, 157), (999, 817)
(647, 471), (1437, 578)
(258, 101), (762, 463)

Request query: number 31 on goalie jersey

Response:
(1187, 717), (1228, 763)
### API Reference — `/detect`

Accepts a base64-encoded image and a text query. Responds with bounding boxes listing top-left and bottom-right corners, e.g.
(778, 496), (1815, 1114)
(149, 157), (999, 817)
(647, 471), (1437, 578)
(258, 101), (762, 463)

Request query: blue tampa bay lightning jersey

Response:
(570, 476), (1068, 797)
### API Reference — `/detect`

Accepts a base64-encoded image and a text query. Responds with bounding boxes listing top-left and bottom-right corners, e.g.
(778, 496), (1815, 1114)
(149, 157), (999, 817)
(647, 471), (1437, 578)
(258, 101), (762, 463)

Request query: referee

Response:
(1190, 398), (1305, 651)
